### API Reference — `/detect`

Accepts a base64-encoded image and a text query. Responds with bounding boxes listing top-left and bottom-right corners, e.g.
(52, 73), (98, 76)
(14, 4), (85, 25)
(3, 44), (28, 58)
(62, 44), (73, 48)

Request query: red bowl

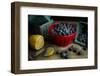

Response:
(48, 22), (77, 47)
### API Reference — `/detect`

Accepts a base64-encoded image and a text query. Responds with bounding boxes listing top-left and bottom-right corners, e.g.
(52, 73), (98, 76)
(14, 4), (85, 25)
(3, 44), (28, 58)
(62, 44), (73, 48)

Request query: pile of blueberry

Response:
(77, 22), (88, 45)
(51, 22), (76, 36)
(78, 33), (87, 44)
(56, 45), (84, 59)
(68, 45), (83, 55)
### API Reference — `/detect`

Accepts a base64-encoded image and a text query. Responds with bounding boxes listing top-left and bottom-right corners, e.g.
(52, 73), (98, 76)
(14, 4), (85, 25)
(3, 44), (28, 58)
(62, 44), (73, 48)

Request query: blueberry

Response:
(63, 24), (66, 28)
(60, 52), (68, 59)
(68, 48), (72, 51)
(65, 29), (69, 34)
(56, 24), (59, 28)
(70, 30), (73, 34)
(77, 51), (82, 55)
(62, 29), (65, 32)
(73, 48), (77, 53)
(72, 28), (75, 33)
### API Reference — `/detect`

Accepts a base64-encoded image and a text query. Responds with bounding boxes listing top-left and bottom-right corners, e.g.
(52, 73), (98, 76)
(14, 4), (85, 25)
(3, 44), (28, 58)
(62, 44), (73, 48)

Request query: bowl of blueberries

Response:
(48, 22), (77, 47)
